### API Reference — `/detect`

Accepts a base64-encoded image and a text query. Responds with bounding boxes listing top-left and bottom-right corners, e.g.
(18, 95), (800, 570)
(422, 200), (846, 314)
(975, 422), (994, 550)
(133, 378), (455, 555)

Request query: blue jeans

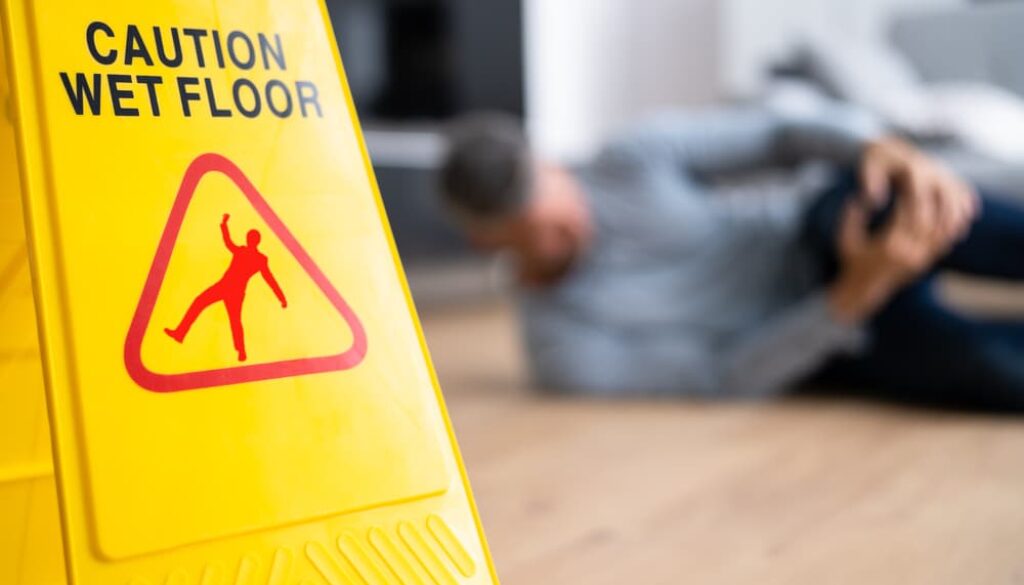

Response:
(804, 173), (1024, 412)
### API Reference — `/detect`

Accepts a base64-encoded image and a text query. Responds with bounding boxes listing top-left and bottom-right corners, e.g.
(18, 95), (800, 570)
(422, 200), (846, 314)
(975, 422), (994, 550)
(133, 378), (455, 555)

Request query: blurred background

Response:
(322, 2), (1024, 583)
(327, 0), (1024, 302)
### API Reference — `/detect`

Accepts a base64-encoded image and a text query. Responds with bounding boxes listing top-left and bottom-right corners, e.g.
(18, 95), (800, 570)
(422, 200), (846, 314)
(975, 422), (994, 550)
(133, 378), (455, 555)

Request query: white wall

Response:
(525, 0), (965, 162)
(524, 0), (719, 161)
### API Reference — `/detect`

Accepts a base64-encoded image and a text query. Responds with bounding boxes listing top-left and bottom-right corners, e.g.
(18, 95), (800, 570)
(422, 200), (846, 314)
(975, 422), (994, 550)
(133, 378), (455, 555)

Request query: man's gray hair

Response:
(439, 113), (533, 223)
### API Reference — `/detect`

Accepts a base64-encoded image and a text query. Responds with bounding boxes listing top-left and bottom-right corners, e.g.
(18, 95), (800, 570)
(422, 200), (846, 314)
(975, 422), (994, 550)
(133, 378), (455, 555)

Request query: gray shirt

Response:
(521, 103), (882, 398)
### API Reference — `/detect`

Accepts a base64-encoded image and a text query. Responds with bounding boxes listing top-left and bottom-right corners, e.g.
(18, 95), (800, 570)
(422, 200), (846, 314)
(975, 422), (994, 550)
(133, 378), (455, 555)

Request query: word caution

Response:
(59, 23), (324, 119)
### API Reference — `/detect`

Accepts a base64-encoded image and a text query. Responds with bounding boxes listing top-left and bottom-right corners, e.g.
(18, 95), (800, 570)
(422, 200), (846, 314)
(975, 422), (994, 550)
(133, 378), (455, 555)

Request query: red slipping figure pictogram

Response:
(165, 213), (287, 362)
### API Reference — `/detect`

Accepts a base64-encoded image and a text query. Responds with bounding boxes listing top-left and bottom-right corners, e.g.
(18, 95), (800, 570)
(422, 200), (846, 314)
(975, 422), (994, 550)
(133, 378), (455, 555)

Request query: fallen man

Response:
(439, 102), (1024, 411)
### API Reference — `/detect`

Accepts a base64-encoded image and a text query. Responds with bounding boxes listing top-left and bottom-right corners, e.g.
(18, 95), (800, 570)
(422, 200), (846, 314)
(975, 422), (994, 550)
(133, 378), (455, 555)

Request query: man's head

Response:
(247, 229), (261, 247)
(440, 113), (592, 285)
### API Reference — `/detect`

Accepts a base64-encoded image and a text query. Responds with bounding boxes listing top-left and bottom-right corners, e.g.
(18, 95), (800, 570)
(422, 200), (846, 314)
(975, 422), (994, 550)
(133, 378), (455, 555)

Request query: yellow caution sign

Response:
(0, 1), (498, 583)
(0, 31), (65, 585)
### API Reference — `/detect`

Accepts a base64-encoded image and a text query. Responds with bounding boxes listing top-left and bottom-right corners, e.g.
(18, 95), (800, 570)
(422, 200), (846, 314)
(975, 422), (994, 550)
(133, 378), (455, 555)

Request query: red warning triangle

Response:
(124, 153), (367, 393)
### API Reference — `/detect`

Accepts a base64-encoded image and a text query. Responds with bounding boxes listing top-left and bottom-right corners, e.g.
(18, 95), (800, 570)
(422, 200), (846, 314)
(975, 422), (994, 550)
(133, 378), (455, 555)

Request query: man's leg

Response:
(938, 192), (1024, 279)
(817, 280), (1024, 411)
(801, 170), (858, 280)
(803, 172), (1024, 281)
(225, 295), (246, 362)
(165, 285), (221, 342)
(802, 173), (1024, 411)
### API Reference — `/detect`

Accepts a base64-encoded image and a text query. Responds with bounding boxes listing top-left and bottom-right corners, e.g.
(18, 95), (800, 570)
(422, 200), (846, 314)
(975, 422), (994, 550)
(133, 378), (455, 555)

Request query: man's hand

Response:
(828, 140), (979, 325)
(222, 213), (230, 225)
(860, 138), (978, 242)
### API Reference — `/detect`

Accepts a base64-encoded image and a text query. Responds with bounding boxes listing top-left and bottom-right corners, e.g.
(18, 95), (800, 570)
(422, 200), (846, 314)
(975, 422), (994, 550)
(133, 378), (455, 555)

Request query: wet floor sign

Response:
(0, 1), (498, 583)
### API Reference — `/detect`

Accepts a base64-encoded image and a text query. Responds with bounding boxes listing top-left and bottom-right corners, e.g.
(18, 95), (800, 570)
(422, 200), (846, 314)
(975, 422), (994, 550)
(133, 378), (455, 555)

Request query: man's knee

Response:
(801, 169), (861, 258)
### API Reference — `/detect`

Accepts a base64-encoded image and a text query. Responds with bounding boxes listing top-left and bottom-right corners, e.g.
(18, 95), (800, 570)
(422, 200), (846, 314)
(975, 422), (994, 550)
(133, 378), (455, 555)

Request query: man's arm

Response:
(601, 98), (883, 178)
(220, 214), (239, 252)
(715, 293), (864, 397)
(260, 263), (287, 308)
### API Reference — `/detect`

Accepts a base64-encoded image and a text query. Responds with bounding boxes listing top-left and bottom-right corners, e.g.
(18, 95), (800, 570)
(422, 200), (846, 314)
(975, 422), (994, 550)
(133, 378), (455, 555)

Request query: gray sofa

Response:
(893, 3), (1024, 199)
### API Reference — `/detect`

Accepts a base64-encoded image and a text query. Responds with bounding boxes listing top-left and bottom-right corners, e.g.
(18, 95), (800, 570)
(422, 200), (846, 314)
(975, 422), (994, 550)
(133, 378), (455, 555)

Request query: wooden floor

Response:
(420, 295), (1024, 585)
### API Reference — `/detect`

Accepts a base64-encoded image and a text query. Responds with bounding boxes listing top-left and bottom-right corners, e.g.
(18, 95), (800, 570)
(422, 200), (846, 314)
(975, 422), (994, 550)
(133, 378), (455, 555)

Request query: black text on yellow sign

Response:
(59, 22), (324, 119)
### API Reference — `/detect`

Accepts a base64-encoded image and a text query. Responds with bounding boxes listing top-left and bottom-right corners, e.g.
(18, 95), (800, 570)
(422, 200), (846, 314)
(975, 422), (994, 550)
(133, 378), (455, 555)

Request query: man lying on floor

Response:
(438, 102), (1024, 411)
